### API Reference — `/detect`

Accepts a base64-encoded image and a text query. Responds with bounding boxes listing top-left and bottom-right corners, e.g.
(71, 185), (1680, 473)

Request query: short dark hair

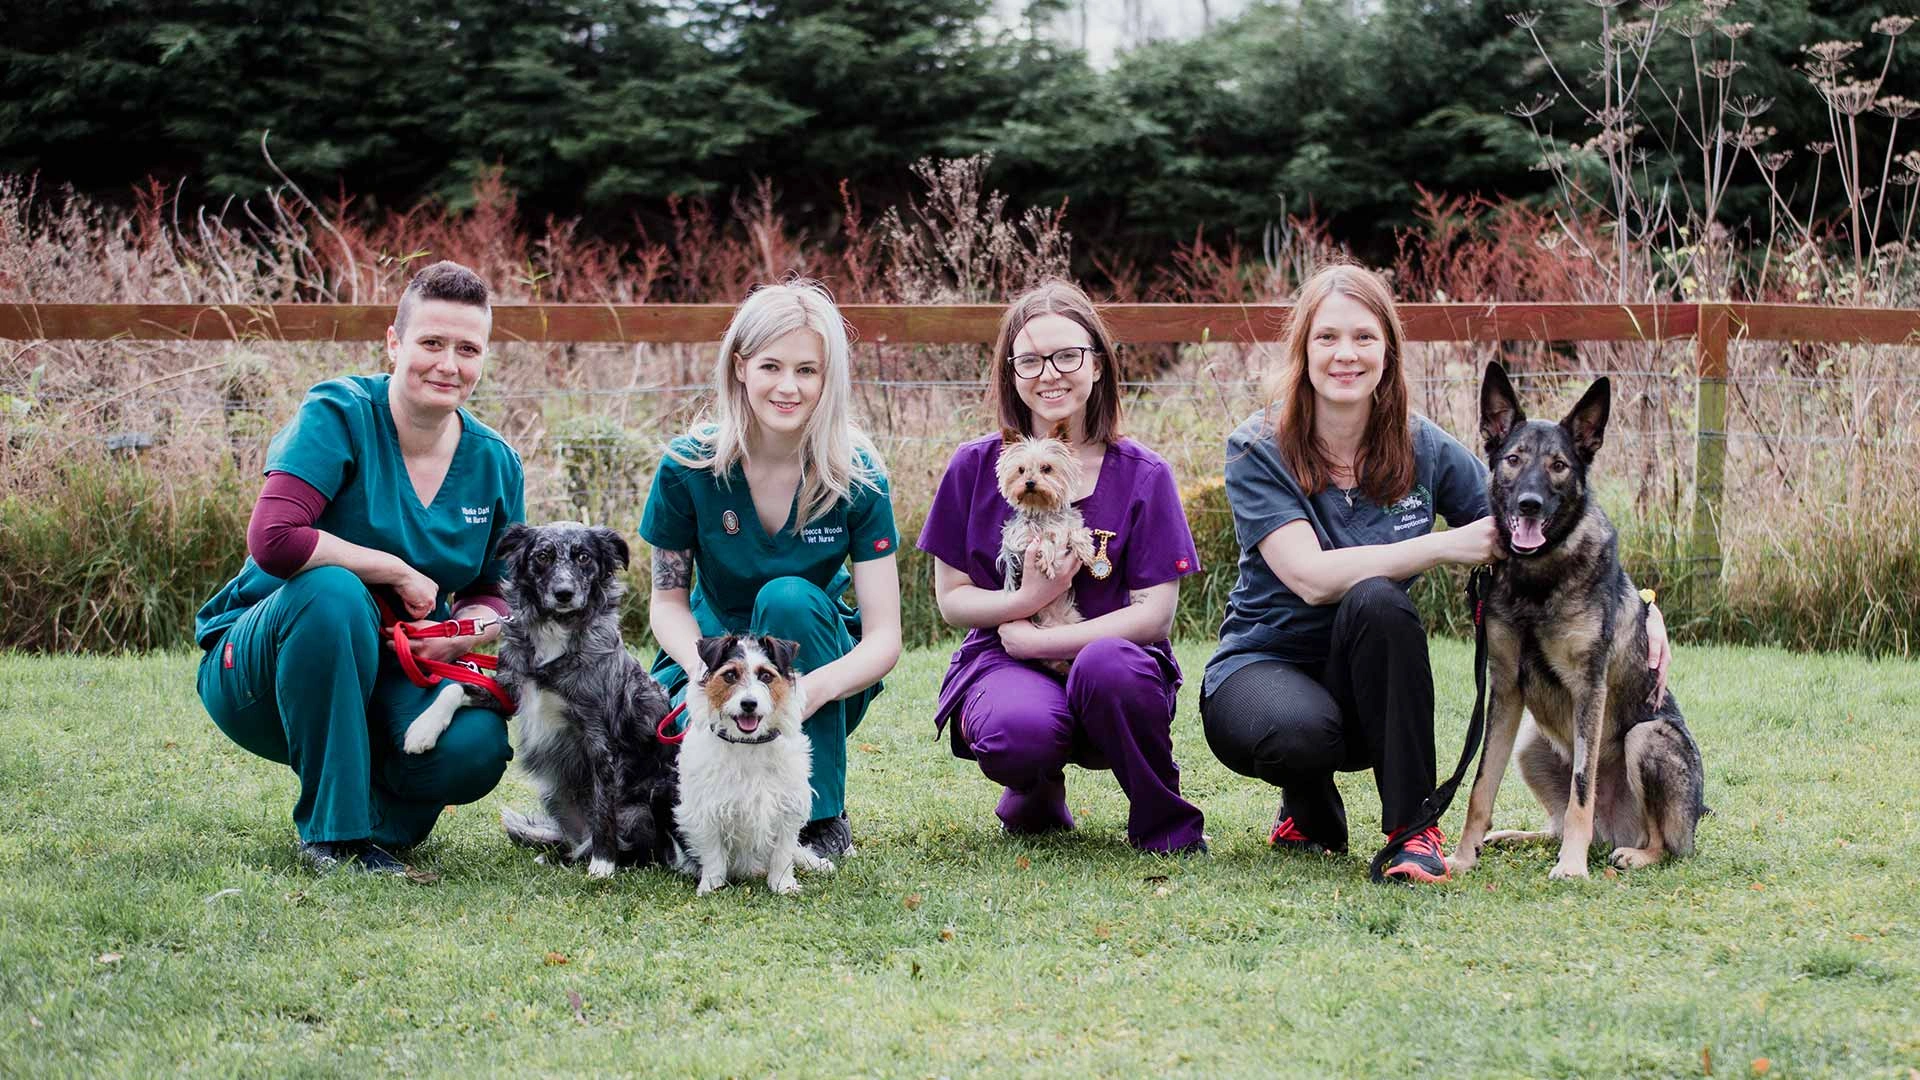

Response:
(990, 279), (1123, 444)
(394, 260), (491, 338)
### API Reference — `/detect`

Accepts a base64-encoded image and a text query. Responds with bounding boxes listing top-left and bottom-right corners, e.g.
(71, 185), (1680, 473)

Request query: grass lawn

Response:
(2, 640), (1917, 1078)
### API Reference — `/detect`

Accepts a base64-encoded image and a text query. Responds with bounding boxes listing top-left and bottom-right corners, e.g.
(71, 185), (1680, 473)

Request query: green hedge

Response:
(4, 463), (1914, 657)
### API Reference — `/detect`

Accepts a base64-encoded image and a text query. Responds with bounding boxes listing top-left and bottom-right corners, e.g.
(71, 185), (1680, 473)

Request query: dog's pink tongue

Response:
(735, 715), (761, 733)
(1509, 515), (1547, 551)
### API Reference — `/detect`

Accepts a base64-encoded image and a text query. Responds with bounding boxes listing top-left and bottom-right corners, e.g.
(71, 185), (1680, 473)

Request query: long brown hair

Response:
(1269, 264), (1414, 504)
(990, 279), (1123, 444)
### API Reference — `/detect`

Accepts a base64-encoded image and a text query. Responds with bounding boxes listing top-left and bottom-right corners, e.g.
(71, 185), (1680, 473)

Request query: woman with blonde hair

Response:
(641, 280), (901, 860)
(1200, 263), (1668, 883)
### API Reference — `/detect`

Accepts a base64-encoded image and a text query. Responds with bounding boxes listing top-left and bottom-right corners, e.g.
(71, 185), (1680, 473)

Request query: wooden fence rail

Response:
(8, 300), (1920, 592)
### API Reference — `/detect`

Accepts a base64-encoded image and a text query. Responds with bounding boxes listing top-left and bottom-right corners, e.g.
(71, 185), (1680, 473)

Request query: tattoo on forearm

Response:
(1130, 590), (1148, 607)
(653, 548), (693, 591)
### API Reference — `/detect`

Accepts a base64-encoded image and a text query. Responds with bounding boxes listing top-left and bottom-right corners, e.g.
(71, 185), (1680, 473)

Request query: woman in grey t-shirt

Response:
(1201, 264), (1669, 884)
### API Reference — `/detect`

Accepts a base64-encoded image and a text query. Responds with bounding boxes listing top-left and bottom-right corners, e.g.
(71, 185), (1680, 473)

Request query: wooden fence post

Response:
(1689, 303), (1731, 596)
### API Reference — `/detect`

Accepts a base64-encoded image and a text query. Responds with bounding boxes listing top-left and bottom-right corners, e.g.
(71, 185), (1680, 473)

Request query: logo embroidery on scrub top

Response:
(873, 537), (891, 553)
(1175, 558), (1192, 573)
(462, 505), (492, 526)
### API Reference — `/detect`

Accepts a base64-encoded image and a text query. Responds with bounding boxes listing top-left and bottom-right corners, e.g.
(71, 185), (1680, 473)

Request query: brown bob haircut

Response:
(1268, 263), (1415, 505)
(990, 279), (1124, 444)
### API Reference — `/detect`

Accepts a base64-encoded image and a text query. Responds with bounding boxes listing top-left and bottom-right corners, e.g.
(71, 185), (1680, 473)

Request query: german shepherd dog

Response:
(1448, 362), (1707, 880)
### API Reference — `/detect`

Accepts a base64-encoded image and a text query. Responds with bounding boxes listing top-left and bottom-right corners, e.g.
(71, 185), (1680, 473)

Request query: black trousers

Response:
(1200, 577), (1436, 853)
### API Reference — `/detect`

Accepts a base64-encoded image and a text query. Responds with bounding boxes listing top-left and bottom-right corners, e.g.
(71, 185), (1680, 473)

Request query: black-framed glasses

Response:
(1009, 346), (1097, 379)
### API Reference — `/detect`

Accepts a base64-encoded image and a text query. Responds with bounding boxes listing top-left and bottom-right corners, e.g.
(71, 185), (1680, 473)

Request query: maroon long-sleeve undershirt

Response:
(246, 471), (509, 619)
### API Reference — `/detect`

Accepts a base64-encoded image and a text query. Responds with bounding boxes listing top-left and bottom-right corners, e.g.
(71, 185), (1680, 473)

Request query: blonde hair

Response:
(667, 280), (885, 529)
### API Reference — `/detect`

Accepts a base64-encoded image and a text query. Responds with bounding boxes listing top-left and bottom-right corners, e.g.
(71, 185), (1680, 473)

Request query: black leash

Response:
(1368, 565), (1492, 884)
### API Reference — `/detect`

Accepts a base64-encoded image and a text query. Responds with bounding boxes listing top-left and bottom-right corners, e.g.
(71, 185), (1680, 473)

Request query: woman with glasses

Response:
(915, 279), (1207, 854)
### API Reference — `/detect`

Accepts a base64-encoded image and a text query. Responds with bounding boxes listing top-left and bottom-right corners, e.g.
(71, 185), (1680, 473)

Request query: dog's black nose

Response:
(552, 587), (575, 604)
(737, 698), (757, 713)
(1024, 479), (1035, 491)
(1517, 493), (1543, 515)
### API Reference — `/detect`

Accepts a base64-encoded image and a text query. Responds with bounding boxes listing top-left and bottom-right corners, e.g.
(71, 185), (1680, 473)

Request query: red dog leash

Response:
(377, 596), (515, 712)
(656, 703), (687, 744)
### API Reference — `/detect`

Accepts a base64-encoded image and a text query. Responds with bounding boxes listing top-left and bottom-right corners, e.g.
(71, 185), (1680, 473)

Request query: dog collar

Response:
(714, 727), (781, 746)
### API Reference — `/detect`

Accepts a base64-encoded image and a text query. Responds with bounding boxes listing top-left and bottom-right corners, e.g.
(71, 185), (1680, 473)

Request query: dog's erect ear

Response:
(1479, 361), (1526, 456)
(1000, 426), (1024, 447)
(1561, 376), (1611, 464)
(1048, 419), (1071, 442)
(761, 636), (801, 676)
(494, 522), (532, 565)
(695, 635), (736, 682)
(590, 526), (631, 572)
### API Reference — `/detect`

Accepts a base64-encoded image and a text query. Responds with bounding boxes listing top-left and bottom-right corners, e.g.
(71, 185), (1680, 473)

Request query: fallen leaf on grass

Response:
(1750, 1058), (1769, 1075)
(544, 952), (569, 966)
(566, 990), (587, 1025)
(1603, 867), (1618, 879)
(903, 893), (923, 910)
(405, 868), (441, 885)
(1015, 856), (1031, 871)
(162, 740), (177, 750)
(1093, 923), (1112, 941)
(857, 743), (881, 754)
(96, 953), (122, 965)
(1701, 1045), (1711, 1075)
(939, 927), (956, 941)
(1850, 933), (1871, 942)
(1750, 883), (1766, 892)
(1484, 883), (1497, 892)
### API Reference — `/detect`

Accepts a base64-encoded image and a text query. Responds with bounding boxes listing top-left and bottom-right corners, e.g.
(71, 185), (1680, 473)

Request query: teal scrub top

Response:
(638, 434), (898, 683)
(195, 374), (526, 648)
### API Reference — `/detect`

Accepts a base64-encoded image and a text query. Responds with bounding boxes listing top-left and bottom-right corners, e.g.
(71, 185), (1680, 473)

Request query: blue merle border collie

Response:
(485, 521), (679, 877)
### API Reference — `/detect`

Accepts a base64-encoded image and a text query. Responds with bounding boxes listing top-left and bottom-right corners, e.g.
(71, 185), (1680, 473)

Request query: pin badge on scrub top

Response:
(722, 509), (741, 535)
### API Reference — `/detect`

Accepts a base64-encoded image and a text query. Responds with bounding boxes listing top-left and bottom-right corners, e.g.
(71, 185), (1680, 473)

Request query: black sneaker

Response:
(799, 812), (854, 860)
(1379, 825), (1451, 885)
(299, 839), (408, 875)
(1269, 809), (1328, 855)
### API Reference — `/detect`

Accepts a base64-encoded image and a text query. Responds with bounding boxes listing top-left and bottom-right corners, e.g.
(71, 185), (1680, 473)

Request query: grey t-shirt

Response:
(1200, 409), (1491, 698)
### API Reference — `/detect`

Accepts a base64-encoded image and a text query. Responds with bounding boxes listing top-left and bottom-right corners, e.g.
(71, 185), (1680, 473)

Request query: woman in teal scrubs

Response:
(642, 280), (902, 860)
(195, 262), (525, 874)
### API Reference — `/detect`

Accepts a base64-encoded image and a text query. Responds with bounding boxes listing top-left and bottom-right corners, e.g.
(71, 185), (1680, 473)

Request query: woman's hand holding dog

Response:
(1645, 602), (1671, 705)
(1447, 517), (1507, 566)
(1018, 542), (1078, 608)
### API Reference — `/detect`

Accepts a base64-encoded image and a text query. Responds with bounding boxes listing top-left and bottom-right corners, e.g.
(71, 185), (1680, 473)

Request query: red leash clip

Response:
(380, 602), (516, 713)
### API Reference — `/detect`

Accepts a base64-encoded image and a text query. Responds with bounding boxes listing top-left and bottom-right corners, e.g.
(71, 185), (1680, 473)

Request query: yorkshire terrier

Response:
(994, 423), (1097, 674)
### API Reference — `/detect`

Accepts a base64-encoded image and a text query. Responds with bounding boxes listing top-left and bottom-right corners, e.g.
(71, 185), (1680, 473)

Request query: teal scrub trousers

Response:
(196, 566), (513, 848)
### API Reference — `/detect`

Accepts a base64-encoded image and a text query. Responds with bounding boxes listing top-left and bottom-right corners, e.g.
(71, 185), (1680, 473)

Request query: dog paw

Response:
(1445, 850), (1477, 875)
(695, 877), (727, 896)
(402, 716), (446, 755)
(586, 856), (616, 879)
(770, 875), (802, 896)
(1608, 846), (1663, 870)
(1548, 860), (1590, 880)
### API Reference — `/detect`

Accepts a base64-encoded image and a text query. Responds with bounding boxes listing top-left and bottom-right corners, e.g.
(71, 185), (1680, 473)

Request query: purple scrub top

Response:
(916, 433), (1202, 736)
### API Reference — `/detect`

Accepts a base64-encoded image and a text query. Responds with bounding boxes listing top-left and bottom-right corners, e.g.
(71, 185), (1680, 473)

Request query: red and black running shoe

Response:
(1268, 808), (1327, 854)
(1380, 824), (1451, 884)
